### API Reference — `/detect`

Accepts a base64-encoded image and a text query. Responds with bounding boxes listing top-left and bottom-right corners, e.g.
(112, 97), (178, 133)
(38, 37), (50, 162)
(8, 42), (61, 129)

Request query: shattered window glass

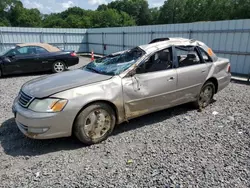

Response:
(198, 47), (213, 62)
(84, 47), (145, 75)
(175, 46), (201, 67)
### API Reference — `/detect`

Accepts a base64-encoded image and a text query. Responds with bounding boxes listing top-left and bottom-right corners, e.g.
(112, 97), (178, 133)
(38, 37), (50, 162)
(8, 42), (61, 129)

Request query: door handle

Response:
(168, 77), (174, 81)
(201, 70), (206, 73)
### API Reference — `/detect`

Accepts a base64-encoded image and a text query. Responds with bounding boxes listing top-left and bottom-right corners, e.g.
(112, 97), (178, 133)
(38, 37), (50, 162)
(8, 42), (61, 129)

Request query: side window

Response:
(176, 46), (201, 67)
(136, 48), (173, 74)
(16, 47), (36, 55)
(198, 47), (213, 62)
(35, 47), (48, 54)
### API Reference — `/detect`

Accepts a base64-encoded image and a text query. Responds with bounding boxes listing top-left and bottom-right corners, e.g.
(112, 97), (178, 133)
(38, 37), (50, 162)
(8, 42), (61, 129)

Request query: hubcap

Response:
(199, 85), (213, 108)
(54, 62), (64, 72)
(83, 109), (111, 140)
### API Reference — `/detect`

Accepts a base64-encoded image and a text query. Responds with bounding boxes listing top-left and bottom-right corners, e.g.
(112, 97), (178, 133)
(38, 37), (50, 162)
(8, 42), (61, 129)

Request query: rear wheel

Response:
(0, 68), (2, 77)
(52, 61), (65, 73)
(194, 81), (215, 109)
(74, 103), (116, 145)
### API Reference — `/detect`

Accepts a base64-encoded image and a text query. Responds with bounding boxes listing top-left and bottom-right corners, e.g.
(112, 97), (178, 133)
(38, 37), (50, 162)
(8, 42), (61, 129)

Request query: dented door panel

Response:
(175, 63), (209, 104)
(122, 69), (177, 119)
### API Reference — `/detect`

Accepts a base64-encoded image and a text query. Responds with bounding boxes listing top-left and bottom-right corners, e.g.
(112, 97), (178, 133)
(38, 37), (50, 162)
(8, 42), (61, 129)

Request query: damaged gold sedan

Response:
(12, 38), (231, 145)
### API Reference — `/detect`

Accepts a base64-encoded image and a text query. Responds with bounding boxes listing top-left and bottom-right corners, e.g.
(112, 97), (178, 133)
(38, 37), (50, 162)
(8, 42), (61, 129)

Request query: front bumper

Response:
(12, 100), (73, 139)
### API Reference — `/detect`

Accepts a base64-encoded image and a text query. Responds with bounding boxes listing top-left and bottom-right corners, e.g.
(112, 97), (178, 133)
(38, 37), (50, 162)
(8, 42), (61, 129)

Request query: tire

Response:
(0, 68), (2, 78)
(74, 103), (116, 145)
(52, 61), (66, 73)
(193, 81), (215, 109)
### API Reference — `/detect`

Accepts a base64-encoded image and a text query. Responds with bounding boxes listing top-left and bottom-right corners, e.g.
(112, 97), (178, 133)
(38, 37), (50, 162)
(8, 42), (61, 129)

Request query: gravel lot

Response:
(0, 57), (249, 188)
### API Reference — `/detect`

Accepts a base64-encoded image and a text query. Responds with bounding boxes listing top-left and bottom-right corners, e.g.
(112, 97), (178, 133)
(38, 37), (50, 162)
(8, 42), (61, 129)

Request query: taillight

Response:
(228, 64), (231, 73)
(70, 52), (77, 57)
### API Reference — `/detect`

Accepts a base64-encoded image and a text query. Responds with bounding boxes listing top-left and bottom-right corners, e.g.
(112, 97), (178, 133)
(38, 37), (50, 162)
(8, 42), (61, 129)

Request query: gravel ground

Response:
(0, 57), (249, 188)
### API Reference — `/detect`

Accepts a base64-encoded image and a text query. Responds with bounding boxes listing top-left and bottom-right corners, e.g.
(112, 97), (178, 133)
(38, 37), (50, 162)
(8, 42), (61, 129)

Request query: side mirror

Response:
(3, 57), (11, 63)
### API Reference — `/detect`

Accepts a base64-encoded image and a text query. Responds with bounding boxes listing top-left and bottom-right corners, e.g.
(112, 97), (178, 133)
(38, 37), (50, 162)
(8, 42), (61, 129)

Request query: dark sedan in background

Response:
(0, 43), (79, 77)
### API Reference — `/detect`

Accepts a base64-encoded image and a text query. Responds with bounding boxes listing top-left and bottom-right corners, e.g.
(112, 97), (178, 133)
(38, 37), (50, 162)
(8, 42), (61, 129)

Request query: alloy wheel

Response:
(54, 62), (65, 73)
(83, 109), (112, 140)
(198, 85), (213, 108)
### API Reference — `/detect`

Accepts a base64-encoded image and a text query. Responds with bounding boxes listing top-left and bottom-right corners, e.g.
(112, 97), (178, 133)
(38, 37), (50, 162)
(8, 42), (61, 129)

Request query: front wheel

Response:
(74, 103), (116, 145)
(194, 81), (215, 109)
(0, 69), (2, 77)
(52, 61), (66, 73)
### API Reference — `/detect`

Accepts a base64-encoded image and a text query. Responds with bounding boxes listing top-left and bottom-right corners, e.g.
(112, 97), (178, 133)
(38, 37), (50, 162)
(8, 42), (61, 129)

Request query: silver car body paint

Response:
(12, 38), (231, 139)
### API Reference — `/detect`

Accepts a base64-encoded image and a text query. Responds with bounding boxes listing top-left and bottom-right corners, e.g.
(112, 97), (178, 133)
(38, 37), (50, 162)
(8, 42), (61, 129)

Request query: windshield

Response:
(84, 47), (145, 75)
(0, 48), (12, 56)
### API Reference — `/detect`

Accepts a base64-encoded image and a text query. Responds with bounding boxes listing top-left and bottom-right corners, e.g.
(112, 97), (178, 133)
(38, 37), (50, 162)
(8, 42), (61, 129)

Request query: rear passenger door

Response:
(174, 45), (209, 104)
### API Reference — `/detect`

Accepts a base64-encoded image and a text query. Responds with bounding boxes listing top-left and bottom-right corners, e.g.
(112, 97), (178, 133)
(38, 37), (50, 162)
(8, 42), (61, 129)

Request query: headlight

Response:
(28, 98), (68, 113)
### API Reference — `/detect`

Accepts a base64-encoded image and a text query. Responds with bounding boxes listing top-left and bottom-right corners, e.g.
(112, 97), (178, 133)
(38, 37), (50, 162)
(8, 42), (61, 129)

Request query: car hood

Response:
(22, 69), (113, 98)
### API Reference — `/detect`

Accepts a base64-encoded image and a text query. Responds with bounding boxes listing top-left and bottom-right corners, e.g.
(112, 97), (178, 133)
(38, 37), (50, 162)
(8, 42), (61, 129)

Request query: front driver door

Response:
(122, 47), (178, 119)
(1, 49), (21, 74)
(4, 46), (40, 74)
(15, 46), (41, 73)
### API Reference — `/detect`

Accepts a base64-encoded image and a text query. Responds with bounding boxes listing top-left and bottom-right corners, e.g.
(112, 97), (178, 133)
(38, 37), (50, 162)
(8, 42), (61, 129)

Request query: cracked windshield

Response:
(85, 48), (145, 75)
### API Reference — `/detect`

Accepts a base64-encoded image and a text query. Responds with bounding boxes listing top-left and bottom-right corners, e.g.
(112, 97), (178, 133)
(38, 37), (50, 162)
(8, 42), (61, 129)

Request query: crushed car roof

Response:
(16, 43), (61, 52)
(139, 38), (201, 52)
(139, 37), (217, 61)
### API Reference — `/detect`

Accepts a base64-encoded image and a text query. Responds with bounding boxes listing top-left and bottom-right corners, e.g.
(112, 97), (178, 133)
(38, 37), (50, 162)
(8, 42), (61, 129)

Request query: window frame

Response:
(136, 46), (175, 74)
(173, 45), (204, 68)
(197, 46), (213, 63)
(34, 46), (49, 54)
(15, 46), (37, 56)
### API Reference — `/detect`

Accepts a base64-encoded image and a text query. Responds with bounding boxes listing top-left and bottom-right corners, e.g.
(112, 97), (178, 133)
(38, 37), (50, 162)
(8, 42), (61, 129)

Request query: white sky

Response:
(21, 0), (164, 14)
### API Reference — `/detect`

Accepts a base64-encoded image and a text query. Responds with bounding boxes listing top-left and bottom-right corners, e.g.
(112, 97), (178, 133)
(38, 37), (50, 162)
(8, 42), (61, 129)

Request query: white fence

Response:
(0, 19), (250, 76)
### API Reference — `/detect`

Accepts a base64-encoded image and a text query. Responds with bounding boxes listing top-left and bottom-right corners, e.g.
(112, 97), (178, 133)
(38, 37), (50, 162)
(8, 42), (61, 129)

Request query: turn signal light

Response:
(228, 64), (231, 73)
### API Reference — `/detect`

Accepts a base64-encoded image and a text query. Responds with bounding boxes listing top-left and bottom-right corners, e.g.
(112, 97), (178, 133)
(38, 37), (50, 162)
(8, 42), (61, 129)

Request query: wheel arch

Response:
(206, 77), (218, 93)
(71, 100), (119, 135)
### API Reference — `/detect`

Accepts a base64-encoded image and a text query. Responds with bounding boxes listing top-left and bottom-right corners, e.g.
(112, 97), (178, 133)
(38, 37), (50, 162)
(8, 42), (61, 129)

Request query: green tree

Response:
(0, 0), (19, 26)
(149, 7), (160, 25)
(8, 1), (42, 27)
(91, 9), (135, 28)
(232, 0), (250, 19)
(1, 0), (250, 28)
(158, 0), (186, 24)
(0, 18), (9, 26)
(97, 4), (108, 11)
(98, 0), (151, 25)
(43, 13), (69, 28)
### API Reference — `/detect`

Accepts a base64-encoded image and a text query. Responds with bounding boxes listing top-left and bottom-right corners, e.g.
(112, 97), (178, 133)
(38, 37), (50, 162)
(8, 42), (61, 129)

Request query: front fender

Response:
(51, 76), (125, 129)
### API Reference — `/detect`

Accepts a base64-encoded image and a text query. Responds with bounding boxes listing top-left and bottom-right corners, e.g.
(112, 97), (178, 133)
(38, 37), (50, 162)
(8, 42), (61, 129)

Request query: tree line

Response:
(0, 0), (249, 28)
